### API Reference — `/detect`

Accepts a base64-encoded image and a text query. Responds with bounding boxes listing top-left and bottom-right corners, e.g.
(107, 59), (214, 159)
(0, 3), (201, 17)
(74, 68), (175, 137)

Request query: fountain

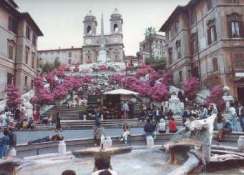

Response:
(2, 113), (244, 175)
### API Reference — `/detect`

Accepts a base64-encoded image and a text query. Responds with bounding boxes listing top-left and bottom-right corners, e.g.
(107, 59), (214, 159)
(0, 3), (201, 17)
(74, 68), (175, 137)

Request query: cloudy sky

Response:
(15, 0), (188, 55)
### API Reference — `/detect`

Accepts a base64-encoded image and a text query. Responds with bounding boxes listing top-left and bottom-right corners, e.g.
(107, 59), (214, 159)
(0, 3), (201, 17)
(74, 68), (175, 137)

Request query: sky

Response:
(15, 0), (188, 55)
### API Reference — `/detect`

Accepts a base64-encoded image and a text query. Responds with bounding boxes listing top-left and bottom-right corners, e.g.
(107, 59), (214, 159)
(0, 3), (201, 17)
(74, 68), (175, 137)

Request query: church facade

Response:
(82, 9), (124, 64)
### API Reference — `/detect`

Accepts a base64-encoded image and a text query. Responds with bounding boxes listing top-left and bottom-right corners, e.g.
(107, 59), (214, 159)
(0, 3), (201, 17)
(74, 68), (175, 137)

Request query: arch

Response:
(113, 24), (119, 32)
(86, 25), (92, 34)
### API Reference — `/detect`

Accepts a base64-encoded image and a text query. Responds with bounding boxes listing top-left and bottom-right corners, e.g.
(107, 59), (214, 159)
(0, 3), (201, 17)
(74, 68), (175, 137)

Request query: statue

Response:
(222, 86), (234, 112)
(168, 92), (184, 115)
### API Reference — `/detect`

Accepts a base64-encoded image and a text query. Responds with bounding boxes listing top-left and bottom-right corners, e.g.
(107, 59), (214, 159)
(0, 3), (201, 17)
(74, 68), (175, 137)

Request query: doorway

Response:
(237, 87), (244, 105)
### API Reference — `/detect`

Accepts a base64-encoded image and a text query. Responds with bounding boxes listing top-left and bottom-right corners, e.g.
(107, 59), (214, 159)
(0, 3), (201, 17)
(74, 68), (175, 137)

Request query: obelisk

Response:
(97, 13), (107, 63)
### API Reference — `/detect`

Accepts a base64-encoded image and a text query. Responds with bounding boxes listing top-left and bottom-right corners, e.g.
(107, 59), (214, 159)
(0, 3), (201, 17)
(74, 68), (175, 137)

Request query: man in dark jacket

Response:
(144, 119), (155, 137)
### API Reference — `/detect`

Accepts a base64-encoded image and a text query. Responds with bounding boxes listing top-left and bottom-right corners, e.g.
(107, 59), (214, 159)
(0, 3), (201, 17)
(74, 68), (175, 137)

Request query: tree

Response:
(6, 85), (21, 110)
(206, 85), (225, 112)
(54, 57), (61, 68)
(182, 77), (200, 101)
(40, 62), (54, 73)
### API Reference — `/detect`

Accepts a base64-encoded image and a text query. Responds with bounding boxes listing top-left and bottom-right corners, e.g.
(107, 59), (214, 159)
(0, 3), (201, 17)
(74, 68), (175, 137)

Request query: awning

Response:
(104, 89), (139, 95)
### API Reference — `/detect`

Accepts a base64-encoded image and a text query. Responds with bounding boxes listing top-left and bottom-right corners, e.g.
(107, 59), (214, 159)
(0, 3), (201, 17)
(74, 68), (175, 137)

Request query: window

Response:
(212, 58), (218, 72)
(191, 32), (198, 54)
(26, 25), (30, 40)
(32, 34), (37, 46)
(168, 48), (173, 65)
(191, 9), (197, 26)
(207, 20), (217, 45)
(31, 52), (35, 68)
(87, 26), (92, 34)
(227, 13), (242, 38)
(8, 16), (17, 33)
(68, 59), (71, 64)
(68, 51), (72, 58)
(176, 40), (182, 59)
(24, 76), (28, 87)
(114, 24), (119, 32)
(25, 46), (29, 64)
(7, 73), (13, 85)
(8, 40), (15, 60)
(207, 0), (212, 11)
(179, 71), (183, 82)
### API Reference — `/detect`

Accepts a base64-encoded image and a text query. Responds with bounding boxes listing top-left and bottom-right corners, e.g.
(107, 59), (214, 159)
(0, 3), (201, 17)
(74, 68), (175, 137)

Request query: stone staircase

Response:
(42, 105), (85, 121)
(60, 118), (141, 129)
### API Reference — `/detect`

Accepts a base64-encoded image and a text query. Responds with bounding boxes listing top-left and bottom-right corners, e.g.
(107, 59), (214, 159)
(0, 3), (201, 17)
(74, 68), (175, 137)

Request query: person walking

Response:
(93, 121), (104, 146)
(228, 103), (238, 131)
(0, 128), (10, 159)
(56, 111), (62, 132)
(239, 105), (244, 132)
(144, 119), (156, 138)
(8, 127), (16, 149)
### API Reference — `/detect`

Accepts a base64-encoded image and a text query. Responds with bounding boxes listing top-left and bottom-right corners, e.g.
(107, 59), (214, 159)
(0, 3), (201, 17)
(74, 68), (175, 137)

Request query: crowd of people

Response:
(0, 107), (36, 131)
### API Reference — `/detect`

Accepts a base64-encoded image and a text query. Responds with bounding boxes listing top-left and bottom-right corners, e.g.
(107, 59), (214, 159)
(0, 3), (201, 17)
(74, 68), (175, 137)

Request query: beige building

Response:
(38, 47), (82, 65)
(82, 9), (124, 63)
(139, 33), (166, 63)
(0, 0), (43, 97)
(160, 0), (244, 103)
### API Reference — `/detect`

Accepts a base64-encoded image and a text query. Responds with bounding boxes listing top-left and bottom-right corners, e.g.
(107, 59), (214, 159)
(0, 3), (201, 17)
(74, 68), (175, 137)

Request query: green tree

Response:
(54, 57), (61, 68)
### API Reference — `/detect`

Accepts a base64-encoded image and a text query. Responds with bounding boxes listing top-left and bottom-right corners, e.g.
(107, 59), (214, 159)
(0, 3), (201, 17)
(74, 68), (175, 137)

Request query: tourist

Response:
(121, 101), (129, 119)
(239, 105), (244, 132)
(93, 121), (104, 146)
(8, 127), (16, 149)
(181, 110), (189, 125)
(158, 118), (166, 133)
(28, 134), (64, 144)
(228, 103), (239, 131)
(167, 110), (173, 120)
(0, 128), (10, 159)
(1, 109), (9, 128)
(200, 105), (208, 119)
(55, 111), (62, 131)
(168, 117), (177, 133)
(120, 123), (130, 144)
(177, 91), (185, 103)
(155, 108), (161, 123)
(144, 119), (156, 138)
(214, 112), (232, 142)
(92, 152), (118, 175)
(14, 108), (21, 122)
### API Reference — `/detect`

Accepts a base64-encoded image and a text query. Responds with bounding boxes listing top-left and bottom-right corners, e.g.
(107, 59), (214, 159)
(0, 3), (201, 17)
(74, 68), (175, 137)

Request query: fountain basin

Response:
(73, 146), (132, 157)
(16, 146), (178, 175)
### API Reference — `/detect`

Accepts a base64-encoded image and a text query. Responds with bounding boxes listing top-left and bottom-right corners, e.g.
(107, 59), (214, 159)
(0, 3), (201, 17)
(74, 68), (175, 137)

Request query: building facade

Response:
(38, 47), (82, 65)
(82, 9), (124, 64)
(160, 0), (244, 103)
(139, 33), (166, 63)
(0, 0), (43, 98)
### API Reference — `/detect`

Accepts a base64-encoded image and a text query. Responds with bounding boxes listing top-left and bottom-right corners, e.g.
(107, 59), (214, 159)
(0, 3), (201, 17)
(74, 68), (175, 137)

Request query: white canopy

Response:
(104, 89), (139, 95)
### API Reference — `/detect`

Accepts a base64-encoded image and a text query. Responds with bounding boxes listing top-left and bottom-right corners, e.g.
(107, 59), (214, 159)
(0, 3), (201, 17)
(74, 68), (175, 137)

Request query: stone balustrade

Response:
(15, 132), (243, 158)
